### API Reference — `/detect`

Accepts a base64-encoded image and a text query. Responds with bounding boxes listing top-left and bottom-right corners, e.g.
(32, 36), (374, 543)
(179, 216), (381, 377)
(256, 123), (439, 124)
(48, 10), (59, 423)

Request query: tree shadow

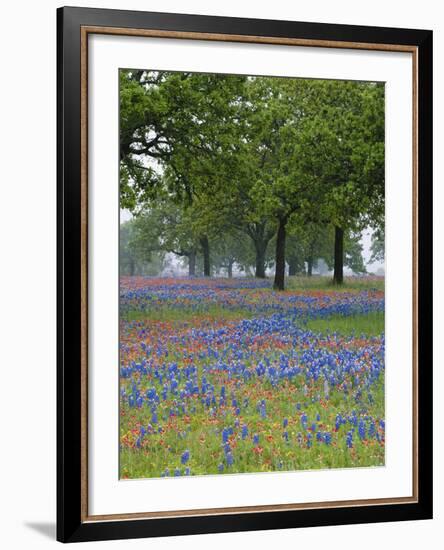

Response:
(24, 522), (56, 540)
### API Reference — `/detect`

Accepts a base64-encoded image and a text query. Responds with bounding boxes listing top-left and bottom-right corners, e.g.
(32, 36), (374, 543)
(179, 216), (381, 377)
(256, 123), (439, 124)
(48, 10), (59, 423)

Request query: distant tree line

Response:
(120, 70), (384, 288)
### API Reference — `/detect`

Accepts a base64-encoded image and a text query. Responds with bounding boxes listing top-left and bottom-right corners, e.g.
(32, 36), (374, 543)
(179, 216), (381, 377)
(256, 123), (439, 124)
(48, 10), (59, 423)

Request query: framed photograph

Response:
(57, 6), (433, 543)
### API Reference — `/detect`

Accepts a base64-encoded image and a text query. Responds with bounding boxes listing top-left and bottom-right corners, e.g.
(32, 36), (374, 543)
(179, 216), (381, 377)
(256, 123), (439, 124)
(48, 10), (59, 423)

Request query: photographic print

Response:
(118, 70), (385, 480)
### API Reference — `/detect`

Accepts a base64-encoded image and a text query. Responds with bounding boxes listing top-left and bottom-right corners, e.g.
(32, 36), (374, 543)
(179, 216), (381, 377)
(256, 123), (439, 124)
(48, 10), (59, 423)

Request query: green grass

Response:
(303, 311), (385, 337)
(286, 275), (385, 292)
(121, 305), (254, 323)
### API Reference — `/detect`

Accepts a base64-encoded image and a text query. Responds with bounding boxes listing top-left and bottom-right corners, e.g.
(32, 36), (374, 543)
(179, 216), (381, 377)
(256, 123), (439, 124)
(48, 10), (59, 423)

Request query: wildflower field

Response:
(119, 276), (385, 479)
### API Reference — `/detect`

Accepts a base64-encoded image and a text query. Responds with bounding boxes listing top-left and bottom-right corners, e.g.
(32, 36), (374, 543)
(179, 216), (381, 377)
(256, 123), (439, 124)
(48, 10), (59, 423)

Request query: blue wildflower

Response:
(358, 420), (366, 440)
(181, 450), (190, 464)
(346, 430), (353, 448)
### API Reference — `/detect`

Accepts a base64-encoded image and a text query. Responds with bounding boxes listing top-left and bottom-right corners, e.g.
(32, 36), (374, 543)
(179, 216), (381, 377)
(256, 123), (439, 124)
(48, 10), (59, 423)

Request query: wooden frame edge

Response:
(82, 25), (418, 53)
(412, 47), (419, 502)
(80, 25), (89, 522)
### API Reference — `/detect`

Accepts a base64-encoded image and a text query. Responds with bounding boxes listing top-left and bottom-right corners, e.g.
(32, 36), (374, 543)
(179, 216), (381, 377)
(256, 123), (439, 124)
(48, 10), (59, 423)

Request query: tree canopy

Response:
(119, 69), (385, 287)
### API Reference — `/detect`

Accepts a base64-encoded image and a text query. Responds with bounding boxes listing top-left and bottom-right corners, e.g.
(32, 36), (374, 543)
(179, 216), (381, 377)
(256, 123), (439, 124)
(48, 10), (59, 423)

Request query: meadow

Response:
(119, 276), (385, 479)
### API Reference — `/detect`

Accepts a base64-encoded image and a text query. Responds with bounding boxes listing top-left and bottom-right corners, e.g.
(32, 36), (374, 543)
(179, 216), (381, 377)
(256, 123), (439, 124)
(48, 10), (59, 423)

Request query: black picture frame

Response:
(57, 5), (433, 543)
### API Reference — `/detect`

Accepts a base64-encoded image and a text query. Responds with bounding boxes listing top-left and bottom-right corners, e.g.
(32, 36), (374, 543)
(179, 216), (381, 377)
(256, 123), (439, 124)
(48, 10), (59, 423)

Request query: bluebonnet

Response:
(241, 425), (249, 439)
(358, 420), (366, 440)
(346, 430), (353, 448)
(258, 399), (267, 419)
(181, 450), (190, 465)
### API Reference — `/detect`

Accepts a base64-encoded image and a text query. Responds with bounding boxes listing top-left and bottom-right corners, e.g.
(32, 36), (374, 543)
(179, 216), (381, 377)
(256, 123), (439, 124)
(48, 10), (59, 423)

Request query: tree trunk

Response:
(129, 258), (135, 277)
(200, 236), (211, 277)
(288, 257), (298, 276)
(273, 218), (287, 291)
(188, 250), (196, 277)
(307, 256), (313, 277)
(247, 222), (273, 279)
(255, 244), (266, 278)
(227, 260), (233, 278)
(333, 226), (344, 284)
